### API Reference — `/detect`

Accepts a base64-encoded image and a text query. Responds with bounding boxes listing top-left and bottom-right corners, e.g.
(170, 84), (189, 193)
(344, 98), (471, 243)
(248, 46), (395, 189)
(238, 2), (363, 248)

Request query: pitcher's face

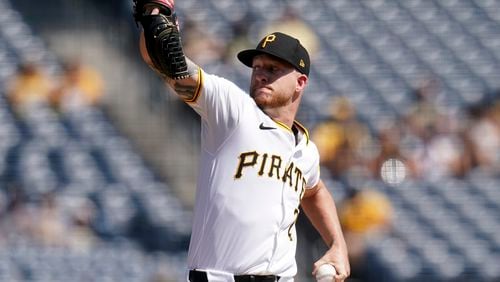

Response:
(250, 54), (302, 109)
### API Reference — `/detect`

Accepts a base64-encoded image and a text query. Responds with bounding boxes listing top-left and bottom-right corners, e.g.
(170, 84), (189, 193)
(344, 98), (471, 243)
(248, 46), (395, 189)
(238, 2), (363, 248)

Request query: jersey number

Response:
(287, 208), (300, 241)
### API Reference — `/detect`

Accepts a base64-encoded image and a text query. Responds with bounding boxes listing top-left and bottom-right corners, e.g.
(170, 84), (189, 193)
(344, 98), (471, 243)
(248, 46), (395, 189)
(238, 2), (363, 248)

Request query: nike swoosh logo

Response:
(259, 122), (276, 130)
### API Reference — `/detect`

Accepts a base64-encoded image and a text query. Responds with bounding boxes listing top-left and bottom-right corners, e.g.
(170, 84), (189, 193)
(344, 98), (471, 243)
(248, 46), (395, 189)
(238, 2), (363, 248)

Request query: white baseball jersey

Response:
(184, 70), (320, 280)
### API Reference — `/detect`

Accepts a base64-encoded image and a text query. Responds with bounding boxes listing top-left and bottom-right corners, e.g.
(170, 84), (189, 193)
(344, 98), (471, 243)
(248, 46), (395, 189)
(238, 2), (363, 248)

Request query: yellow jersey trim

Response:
(274, 120), (293, 132)
(184, 67), (203, 103)
(272, 119), (310, 145)
(293, 120), (310, 145)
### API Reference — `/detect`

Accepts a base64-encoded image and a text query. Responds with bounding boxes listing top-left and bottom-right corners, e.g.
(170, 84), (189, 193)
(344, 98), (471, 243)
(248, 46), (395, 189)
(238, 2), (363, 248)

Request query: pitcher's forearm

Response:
(301, 180), (345, 247)
(166, 58), (202, 101)
(302, 180), (350, 281)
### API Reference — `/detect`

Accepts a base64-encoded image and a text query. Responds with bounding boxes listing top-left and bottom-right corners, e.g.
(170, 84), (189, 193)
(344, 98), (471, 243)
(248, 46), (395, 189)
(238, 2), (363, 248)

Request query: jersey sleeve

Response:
(183, 69), (251, 152)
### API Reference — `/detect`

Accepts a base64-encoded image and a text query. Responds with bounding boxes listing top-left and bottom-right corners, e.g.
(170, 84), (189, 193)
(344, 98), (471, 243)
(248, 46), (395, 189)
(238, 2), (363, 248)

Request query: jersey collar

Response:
(272, 119), (310, 145)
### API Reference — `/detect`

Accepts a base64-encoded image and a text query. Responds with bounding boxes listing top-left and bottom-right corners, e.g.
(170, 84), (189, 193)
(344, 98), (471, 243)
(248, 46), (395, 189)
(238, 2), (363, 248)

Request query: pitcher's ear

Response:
(296, 74), (308, 92)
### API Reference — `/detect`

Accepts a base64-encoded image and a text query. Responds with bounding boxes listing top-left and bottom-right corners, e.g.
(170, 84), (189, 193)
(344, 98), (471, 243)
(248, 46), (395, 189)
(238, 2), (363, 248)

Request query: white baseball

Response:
(316, 263), (337, 282)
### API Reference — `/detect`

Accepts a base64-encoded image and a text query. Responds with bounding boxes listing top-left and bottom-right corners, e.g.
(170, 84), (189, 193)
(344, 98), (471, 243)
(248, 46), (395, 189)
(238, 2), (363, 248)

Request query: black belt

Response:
(189, 270), (280, 282)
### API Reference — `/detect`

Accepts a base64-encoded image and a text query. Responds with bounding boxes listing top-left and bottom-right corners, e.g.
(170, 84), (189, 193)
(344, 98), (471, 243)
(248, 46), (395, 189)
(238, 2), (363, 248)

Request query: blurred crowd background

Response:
(1, 0), (499, 281)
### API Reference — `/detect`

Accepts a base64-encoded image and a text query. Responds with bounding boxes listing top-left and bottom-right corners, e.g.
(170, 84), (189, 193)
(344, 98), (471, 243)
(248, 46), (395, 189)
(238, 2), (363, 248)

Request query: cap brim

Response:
(237, 49), (293, 69)
(237, 49), (264, 68)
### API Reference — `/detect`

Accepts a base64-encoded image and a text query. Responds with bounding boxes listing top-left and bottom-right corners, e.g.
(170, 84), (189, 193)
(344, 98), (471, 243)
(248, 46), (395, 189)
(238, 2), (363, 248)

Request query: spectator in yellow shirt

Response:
(7, 62), (54, 114)
(339, 187), (394, 280)
(51, 59), (104, 112)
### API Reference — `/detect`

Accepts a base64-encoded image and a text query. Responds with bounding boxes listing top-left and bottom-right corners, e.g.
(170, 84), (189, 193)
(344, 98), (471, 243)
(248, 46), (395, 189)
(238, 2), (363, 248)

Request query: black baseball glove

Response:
(133, 0), (189, 79)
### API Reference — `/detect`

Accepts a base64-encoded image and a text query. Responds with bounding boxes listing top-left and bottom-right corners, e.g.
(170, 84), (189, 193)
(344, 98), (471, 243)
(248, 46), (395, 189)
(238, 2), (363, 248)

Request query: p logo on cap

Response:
(261, 34), (276, 48)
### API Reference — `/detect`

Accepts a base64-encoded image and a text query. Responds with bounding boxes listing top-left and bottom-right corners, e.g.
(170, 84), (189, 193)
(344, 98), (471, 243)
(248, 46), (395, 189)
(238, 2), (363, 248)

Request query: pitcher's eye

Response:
(270, 66), (280, 74)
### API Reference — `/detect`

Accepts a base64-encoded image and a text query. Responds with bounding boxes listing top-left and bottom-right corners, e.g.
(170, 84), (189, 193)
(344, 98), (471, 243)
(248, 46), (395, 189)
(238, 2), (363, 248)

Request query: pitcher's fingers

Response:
(145, 7), (160, 14)
(334, 272), (348, 282)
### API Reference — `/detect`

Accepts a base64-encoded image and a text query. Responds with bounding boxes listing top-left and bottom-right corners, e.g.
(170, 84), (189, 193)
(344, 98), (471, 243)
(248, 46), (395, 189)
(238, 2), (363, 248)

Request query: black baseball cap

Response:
(237, 32), (310, 76)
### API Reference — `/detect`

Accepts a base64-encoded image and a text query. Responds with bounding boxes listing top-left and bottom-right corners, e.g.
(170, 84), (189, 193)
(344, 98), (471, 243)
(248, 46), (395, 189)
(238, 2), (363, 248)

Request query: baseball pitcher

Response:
(133, 0), (350, 281)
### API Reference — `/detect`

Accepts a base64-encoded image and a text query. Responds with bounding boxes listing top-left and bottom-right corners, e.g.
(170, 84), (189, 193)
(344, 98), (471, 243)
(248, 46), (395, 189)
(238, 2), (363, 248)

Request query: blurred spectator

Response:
(340, 188), (393, 234)
(404, 112), (471, 179)
(405, 78), (442, 136)
(402, 79), (472, 179)
(31, 192), (68, 247)
(312, 96), (371, 181)
(259, 7), (319, 58)
(0, 186), (100, 251)
(6, 62), (55, 115)
(0, 185), (34, 242)
(51, 59), (104, 112)
(423, 117), (471, 178)
(466, 99), (500, 174)
(64, 197), (100, 252)
(339, 187), (393, 281)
